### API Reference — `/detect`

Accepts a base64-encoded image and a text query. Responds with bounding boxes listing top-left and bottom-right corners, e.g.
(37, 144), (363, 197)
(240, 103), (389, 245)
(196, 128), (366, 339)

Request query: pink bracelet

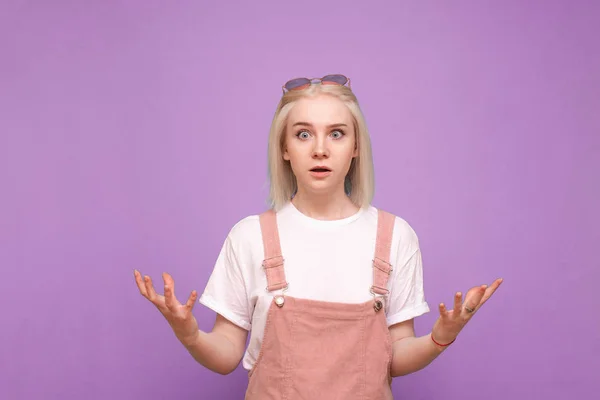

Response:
(431, 333), (456, 347)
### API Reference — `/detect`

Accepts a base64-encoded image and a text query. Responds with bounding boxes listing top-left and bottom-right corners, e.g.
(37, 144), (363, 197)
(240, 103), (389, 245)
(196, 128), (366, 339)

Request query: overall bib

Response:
(245, 209), (396, 400)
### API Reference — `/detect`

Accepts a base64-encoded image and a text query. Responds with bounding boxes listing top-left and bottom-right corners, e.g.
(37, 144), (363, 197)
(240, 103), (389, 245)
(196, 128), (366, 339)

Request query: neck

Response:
(291, 187), (359, 221)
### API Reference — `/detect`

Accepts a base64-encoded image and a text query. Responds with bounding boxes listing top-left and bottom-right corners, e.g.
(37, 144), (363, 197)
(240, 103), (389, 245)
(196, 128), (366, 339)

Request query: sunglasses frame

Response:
(282, 74), (351, 94)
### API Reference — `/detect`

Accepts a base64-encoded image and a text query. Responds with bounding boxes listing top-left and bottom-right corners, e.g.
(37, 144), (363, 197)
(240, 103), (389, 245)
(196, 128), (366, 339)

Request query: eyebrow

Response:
(292, 122), (348, 128)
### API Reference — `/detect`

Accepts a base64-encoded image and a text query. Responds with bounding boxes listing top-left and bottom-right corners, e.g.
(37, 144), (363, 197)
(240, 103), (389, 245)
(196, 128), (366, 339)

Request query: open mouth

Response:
(310, 167), (331, 173)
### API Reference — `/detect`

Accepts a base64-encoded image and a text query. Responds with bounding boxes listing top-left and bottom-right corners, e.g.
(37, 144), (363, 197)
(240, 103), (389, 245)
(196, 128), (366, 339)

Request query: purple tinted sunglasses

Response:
(282, 74), (351, 93)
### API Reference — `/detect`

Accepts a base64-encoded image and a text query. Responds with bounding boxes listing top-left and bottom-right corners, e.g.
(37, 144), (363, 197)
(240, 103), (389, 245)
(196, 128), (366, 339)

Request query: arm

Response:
(389, 319), (446, 377)
(134, 270), (248, 375)
(181, 314), (248, 375)
(389, 279), (504, 377)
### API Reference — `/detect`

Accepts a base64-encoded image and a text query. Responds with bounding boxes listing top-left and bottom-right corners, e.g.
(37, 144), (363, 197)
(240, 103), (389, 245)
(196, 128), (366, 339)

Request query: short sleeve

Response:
(386, 232), (430, 326)
(199, 235), (252, 331)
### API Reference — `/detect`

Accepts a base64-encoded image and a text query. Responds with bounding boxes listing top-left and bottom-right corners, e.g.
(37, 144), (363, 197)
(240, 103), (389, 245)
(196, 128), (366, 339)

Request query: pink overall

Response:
(245, 209), (396, 400)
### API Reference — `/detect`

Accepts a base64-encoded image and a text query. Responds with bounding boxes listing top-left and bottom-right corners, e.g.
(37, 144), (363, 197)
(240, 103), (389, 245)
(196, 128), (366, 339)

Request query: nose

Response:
(312, 137), (329, 158)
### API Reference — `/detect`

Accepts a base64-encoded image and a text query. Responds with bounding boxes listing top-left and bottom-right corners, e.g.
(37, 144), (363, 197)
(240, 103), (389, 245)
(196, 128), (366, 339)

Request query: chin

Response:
(298, 180), (343, 196)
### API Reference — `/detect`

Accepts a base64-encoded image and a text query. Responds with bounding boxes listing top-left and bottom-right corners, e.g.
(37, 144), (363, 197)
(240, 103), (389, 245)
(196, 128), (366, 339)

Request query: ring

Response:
(465, 306), (475, 313)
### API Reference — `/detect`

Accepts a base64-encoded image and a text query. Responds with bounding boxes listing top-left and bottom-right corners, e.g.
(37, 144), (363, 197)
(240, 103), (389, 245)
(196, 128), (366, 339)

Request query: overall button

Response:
(374, 299), (383, 312)
(275, 296), (285, 307)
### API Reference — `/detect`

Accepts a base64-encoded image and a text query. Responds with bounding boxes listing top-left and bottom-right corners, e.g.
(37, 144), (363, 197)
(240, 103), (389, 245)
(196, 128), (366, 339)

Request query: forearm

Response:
(180, 330), (241, 375)
(390, 332), (448, 377)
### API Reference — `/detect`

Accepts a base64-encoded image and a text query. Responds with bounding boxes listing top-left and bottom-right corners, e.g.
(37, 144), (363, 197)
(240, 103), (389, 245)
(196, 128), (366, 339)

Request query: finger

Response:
(453, 292), (462, 316)
(477, 278), (503, 308)
(184, 290), (198, 310)
(462, 285), (485, 314)
(467, 285), (487, 313)
(144, 275), (159, 302)
(134, 270), (148, 297)
(483, 279), (502, 300)
(163, 272), (181, 311)
(438, 303), (449, 320)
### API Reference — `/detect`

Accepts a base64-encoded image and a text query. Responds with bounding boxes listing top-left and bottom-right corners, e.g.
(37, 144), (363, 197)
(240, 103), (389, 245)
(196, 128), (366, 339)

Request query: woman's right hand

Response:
(134, 270), (200, 346)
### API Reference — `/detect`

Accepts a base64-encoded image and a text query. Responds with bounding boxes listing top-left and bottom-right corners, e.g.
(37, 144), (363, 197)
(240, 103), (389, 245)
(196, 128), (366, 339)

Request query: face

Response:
(283, 94), (358, 196)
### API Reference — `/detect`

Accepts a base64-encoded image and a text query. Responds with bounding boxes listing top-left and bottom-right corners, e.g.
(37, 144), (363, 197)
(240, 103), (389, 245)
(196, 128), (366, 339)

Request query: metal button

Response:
(374, 299), (383, 312)
(275, 296), (285, 307)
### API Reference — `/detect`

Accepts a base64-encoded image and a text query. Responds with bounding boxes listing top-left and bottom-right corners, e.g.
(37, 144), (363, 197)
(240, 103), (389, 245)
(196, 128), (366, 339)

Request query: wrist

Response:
(430, 332), (455, 350)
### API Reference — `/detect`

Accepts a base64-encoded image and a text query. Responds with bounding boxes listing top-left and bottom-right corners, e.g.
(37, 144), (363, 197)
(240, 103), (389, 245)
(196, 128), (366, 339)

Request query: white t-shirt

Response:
(199, 201), (430, 371)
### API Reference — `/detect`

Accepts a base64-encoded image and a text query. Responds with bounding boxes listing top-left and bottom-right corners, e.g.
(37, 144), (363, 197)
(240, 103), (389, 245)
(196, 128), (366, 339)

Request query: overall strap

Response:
(258, 209), (288, 292)
(371, 209), (395, 296)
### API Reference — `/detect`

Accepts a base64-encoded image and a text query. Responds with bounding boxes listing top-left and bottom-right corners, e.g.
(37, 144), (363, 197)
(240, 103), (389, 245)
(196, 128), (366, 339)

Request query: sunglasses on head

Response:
(282, 74), (351, 93)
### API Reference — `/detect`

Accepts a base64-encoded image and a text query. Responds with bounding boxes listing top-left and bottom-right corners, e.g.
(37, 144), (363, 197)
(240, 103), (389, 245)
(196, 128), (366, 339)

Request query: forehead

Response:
(287, 95), (352, 126)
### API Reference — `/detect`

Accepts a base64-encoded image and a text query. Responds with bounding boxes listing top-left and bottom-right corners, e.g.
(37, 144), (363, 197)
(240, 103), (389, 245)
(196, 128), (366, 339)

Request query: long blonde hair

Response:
(266, 83), (375, 211)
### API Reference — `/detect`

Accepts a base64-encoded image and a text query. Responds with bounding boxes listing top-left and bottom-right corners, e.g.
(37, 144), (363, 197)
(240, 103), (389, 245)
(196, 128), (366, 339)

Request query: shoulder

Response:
(221, 212), (265, 257)
(370, 205), (420, 252)
(226, 208), (282, 237)
(228, 214), (261, 238)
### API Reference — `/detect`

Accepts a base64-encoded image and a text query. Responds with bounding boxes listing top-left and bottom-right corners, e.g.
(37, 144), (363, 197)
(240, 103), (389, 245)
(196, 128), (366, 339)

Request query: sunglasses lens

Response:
(322, 74), (348, 85)
(285, 78), (311, 91)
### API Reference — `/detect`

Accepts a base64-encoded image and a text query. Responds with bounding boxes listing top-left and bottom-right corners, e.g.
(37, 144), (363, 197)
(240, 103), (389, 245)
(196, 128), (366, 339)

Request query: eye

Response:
(331, 129), (345, 139)
(296, 130), (311, 140)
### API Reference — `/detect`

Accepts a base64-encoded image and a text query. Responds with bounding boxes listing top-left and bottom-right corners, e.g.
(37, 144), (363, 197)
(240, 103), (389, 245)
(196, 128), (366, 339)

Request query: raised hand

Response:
(134, 270), (200, 346)
(431, 278), (503, 346)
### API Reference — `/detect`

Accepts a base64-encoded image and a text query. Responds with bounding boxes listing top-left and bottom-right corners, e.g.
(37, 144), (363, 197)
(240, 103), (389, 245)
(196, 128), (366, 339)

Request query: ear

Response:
(281, 128), (291, 160)
(283, 145), (290, 160)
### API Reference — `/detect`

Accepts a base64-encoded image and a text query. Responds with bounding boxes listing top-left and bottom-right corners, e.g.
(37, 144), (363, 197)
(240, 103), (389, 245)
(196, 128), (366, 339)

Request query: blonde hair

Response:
(267, 83), (375, 211)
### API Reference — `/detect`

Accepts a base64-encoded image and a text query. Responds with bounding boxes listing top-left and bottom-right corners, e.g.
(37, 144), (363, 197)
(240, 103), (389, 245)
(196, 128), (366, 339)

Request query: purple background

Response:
(1, 1), (598, 399)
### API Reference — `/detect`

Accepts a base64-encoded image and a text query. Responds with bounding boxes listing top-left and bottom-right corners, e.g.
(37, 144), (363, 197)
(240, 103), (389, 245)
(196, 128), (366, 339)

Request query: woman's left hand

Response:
(431, 278), (503, 346)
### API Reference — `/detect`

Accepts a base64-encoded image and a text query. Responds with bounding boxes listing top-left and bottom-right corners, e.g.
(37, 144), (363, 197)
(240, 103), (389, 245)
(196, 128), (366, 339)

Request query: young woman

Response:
(133, 74), (502, 399)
